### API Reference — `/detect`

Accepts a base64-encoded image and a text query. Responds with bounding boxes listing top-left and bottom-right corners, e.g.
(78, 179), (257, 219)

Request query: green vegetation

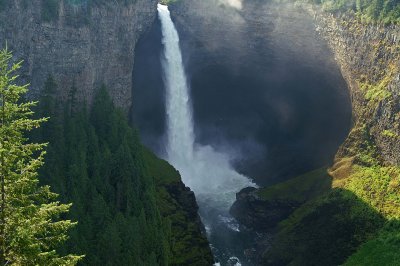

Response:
(264, 189), (385, 265)
(345, 221), (400, 265)
(382, 129), (399, 138)
(338, 145), (400, 264)
(144, 150), (214, 265)
(335, 125), (400, 219)
(257, 167), (332, 202)
(358, 76), (392, 102)
(0, 49), (82, 265)
(263, 122), (400, 265)
(35, 82), (170, 265)
(0, 49), (211, 265)
(33, 77), (212, 265)
(344, 165), (400, 218)
(301, 0), (400, 23)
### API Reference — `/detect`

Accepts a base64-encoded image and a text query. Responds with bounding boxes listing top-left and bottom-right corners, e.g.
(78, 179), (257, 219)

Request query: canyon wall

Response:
(305, 5), (400, 166)
(0, 0), (157, 110)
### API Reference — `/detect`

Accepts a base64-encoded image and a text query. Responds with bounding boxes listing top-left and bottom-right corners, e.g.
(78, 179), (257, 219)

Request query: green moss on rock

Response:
(143, 149), (214, 266)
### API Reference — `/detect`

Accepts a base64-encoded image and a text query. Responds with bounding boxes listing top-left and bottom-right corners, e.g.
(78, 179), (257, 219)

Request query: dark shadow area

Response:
(263, 188), (386, 266)
(344, 219), (400, 265)
(131, 18), (166, 156)
(189, 63), (349, 186)
(132, 0), (352, 186)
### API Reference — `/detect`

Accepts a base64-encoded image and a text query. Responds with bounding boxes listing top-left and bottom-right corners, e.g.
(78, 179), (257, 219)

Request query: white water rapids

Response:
(158, 4), (256, 265)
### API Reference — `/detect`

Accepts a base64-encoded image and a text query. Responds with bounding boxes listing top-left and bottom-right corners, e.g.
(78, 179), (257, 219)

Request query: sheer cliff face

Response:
(0, 0), (157, 110)
(307, 6), (400, 166)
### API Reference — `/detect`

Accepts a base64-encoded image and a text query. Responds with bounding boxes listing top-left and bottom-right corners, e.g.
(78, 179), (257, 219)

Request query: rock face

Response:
(230, 167), (332, 233)
(230, 187), (300, 231)
(161, 180), (215, 265)
(0, 0), (157, 110)
(304, 5), (400, 165)
(165, 181), (205, 232)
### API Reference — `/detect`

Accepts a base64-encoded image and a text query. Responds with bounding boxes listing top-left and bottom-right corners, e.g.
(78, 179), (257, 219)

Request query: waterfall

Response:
(158, 4), (195, 164)
(158, 4), (256, 264)
(158, 3), (255, 214)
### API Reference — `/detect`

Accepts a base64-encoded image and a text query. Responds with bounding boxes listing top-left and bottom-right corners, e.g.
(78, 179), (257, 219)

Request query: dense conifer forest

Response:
(33, 79), (170, 265)
(31, 76), (212, 265)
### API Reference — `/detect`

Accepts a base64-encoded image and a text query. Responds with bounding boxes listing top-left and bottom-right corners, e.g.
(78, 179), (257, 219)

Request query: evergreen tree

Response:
(0, 48), (83, 265)
(35, 85), (172, 265)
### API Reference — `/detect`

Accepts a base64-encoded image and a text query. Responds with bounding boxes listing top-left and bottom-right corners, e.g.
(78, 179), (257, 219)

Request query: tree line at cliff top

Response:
(307, 0), (400, 23)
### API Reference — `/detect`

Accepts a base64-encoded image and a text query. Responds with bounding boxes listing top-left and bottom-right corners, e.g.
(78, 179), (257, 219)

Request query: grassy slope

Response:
(338, 155), (400, 265)
(344, 221), (400, 265)
(257, 167), (332, 202)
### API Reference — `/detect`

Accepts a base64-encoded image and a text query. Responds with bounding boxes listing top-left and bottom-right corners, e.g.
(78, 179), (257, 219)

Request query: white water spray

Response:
(158, 4), (255, 213)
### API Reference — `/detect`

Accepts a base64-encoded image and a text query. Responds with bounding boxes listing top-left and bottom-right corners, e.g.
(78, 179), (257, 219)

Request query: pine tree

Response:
(0, 48), (83, 265)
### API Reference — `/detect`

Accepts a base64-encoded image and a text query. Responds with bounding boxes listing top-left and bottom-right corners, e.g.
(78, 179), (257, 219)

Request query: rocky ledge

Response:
(144, 149), (215, 265)
(230, 187), (300, 231)
(230, 167), (332, 232)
